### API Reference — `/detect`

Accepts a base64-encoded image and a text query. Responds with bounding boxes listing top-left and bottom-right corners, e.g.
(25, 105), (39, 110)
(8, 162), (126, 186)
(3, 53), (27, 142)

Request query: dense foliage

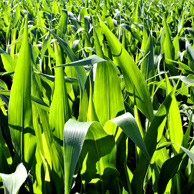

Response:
(1, 0), (194, 193)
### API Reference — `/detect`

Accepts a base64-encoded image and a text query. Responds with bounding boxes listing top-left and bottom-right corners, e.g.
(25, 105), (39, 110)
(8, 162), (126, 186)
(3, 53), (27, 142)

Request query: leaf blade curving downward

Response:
(0, 163), (27, 194)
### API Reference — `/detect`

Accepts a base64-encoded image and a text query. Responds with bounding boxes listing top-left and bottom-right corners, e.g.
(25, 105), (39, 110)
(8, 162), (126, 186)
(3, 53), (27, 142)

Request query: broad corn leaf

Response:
(80, 122), (118, 193)
(63, 119), (97, 194)
(98, 16), (154, 121)
(107, 113), (150, 160)
(93, 25), (125, 125)
(8, 16), (36, 168)
(50, 43), (70, 158)
(94, 61), (125, 125)
(64, 119), (117, 194)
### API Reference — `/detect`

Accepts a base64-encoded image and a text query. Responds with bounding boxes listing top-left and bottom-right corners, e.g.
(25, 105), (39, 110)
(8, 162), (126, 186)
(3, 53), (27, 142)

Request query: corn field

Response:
(0, 0), (194, 193)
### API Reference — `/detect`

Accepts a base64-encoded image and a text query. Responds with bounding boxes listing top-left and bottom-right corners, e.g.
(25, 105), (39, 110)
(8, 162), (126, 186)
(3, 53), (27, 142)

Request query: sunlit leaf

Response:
(0, 163), (27, 194)
(8, 15), (36, 168)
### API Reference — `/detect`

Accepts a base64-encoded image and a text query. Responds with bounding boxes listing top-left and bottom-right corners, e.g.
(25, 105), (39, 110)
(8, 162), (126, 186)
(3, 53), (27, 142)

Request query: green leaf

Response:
(0, 163), (27, 194)
(141, 24), (148, 52)
(132, 91), (173, 194)
(131, 0), (140, 23)
(141, 34), (154, 81)
(173, 34), (180, 60)
(78, 77), (90, 122)
(87, 77), (98, 122)
(157, 142), (194, 164)
(158, 154), (184, 194)
(93, 25), (125, 125)
(80, 122), (117, 193)
(0, 79), (8, 90)
(31, 95), (50, 112)
(161, 17), (177, 75)
(166, 59), (193, 73)
(94, 61), (126, 125)
(57, 9), (68, 37)
(0, 49), (16, 73)
(0, 90), (10, 96)
(12, 4), (20, 28)
(41, 32), (51, 64)
(50, 43), (71, 160)
(165, 74), (183, 153)
(98, 16), (154, 121)
(105, 113), (150, 161)
(64, 119), (118, 194)
(8, 15), (36, 168)
(56, 55), (106, 67)
(0, 89), (50, 112)
(35, 72), (78, 84)
(63, 119), (93, 194)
